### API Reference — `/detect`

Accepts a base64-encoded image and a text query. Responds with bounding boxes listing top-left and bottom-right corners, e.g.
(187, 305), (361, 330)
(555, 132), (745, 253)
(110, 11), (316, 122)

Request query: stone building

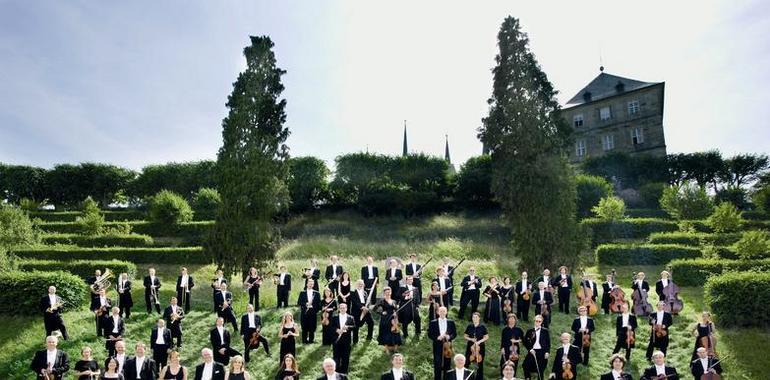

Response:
(563, 70), (667, 163)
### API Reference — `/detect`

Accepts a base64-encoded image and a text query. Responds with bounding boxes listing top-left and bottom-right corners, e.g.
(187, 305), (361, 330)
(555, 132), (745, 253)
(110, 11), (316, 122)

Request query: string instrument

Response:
(626, 327), (635, 346)
(632, 277), (653, 316)
(699, 356), (725, 380)
(581, 331), (591, 348)
(249, 328), (262, 349)
(448, 258), (466, 278)
(412, 256), (434, 279)
(699, 324), (718, 357)
(47, 301), (62, 314)
(502, 287), (513, 313)
(442, 340), (454, 359)
(654, 323), (668, 339)
(390, 306), (401, 333)
(562, 360), (574, 380)
(321, 301), (333, 326)
(609, 286), (626, 314)
(577, 274), (598, 316)
(508, 339), (520, 362)
(538, 294), (550, 317)
(662, 268), (684, 315)
(95, 304), (109, 317)
(41, 367), (55, 380)
(469, 341), (482, 364)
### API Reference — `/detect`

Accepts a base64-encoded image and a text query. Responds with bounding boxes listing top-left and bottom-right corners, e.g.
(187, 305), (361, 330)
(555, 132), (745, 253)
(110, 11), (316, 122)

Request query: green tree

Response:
(477, 16), (585, 271)
(45, 163), (136, 208)
(148, 190), (193, 226)
(720, 153), (769, 188)
(752, 185), (770, 214)
(192, 187), (222, 220)
(733, 230), (770, 260)
(75, 196), (104, 236)
(591, 196), (627, 221)
(0, 203), (39, 249)
(455, 155), (494, 205)
(288, 156), (330, 212)
(206, 36), (290, 277)
(707, 202), (743, 233)
(575, 174), (613, 218)
(659, 181), (714, 220)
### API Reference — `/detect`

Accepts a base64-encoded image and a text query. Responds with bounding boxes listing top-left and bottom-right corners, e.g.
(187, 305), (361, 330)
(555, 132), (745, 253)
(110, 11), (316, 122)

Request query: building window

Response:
(573, 114), (584, 127)
(602, 134), (615, 151)
(576, 139), (586, 157)
(599, 106), (611, 121)
(631, 127), (644, 144)
(628, 100), (640, 115)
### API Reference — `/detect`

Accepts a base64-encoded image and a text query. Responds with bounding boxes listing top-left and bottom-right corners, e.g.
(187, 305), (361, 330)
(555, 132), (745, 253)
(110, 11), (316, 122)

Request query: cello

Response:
(662, 268), (684, 315)
(576, 272), (599, 316)
(632, 274), (653, 316)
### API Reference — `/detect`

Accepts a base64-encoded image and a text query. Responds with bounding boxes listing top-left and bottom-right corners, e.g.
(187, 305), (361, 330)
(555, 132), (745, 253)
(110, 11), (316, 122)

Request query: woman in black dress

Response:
(320, 287), (338, 346)
(464, 312), (489, 380)
(159, 351), (186, 379)
(483, 276), (502, 325)
(243, 267), (261, 311)
(279, 311), (299, 363)
(337, 272), (352, 306)
(500, 277), (515, 316)
(225, 355), (250, 380)
(427, 281), (443, 322)
(692, 311), (717, 359)
(375, 286), (402, 354)
(275, 353), (301, 380)
(499, 313), (524, 378)
(74, 346), (100, 380)
(101, 357), (124, 380)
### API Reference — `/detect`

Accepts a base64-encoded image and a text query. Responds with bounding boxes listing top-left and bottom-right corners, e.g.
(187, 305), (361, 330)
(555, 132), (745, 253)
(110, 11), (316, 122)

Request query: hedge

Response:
(647, 232), (741, 246)
(41, 233), (153, 247)
(29, 210), (146, 222)
(743, 210), (769, 221)
(667, 258), (770, 286)
(582, 218), (678, 245)
(625, 208), (669, 219)
(12, 246), (209, 264)
(37, 221), (212, 243)
(0, 270), (88, 315)
(705, 271), (770, 327)
(17, 259), (138, 279)
(595, 243), (701, 265)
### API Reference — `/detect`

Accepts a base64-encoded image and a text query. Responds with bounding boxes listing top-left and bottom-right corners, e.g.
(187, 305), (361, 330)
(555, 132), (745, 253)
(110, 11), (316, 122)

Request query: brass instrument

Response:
(150, 282), (160, 305)
(91, 269), (114, 292)
(46, 301), (62, 313)
(170, 307), (184, 322)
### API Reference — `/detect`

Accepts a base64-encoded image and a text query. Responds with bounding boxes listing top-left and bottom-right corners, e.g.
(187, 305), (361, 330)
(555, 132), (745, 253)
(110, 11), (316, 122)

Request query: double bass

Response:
(662, 268), (684, 315)
(576, 272), (598, 316)
(632, 274), (653, 316)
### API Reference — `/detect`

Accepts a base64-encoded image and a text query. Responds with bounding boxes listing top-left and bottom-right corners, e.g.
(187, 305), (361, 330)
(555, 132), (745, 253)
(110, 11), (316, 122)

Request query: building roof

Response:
(565, 72), (661, 107)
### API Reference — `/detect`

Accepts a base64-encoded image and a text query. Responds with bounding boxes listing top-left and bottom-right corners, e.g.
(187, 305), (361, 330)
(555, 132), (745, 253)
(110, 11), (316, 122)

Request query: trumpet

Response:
(91, 269), (114, 293)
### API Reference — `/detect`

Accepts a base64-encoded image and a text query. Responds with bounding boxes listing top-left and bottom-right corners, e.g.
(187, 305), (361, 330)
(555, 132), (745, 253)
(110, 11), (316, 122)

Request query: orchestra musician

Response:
(631, 272), (650, 316)
(325, 256), (344, 296)
(482, 276), (502, 326)
(692, 311), (716, 360)
(580, 275), (598, 305)
(226, 355), (250, 380)
(193, 348), (226, 380)
(428, 306), (457, 380)
(374, 286), (402, 354)
(550, 332), (580, 380)
(398, 276), (421, 338)
(276, 266), (292, 308)
(102, 356), (123, 380)
(599, 354), (633, 380)
(159, 350), (187, 380)
(162, 297), (184, 348)
(74, 346), (100, 380)
(515, 272), (532, 322)
(87, 269), (103, 304)
(116, 272), (133, 319)
(463, 312), (489, 379)
(381, 353), (415, 380)
(305, 259), (321, 292)
(332, 303), (355, 374)
(458, 267), (482, 321)
(240, 303), (270, 363)
(500, 277), (515, 320)
(351, 279), (374, 342)
(104, 306), (125, 357)
(690, 347), (722, 379)
(555, 266), (573, 314)
(428, 281), (444, 323)
(143, 268), (162, 315)
(645, 301), (673, 361)
(215, 283), (239, 332)
(361, 256), (379, 305)
(30, 335), (69, 380)
(124, 342), (158, 380)
(210, 317), (242, 366)
(641, 351), (679, 380)
(176, 267), (194, 314)
(612, 302), (637, 361)
(523, 315), (550, 380)
(298, 279), (321, 344)
(499, 313), (524, 378)
(279, 311), (299, 363)
(243, 267), (262, 311)
(532, 281), (553, 328)
(275, 353), (300, 380)
(434, 267), (452, 308)
(150, 319), (172, 371)
(316, 358), (348, 380)
(404, 254), (423, 301)
(321, 287), (339, 346)
(41, 286), (69, 340)
(441, 258), (456, 306)
(444, 354), (475, 380)
(501, 363), (517, 380)
(337, 272), (352, 308)
(601, 274), (615, 315)
(106, 340), (127, 374)
(535, 269), (552, 296)
(570, 305), (595, 366)
(90, 288), (112, 337)
(211, 269), (227, 313)
(386, 259), (403, 298)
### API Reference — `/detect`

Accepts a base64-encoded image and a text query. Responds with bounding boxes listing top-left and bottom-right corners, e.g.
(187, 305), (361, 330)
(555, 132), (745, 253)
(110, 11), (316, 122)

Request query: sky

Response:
(1, 1), (768, 171)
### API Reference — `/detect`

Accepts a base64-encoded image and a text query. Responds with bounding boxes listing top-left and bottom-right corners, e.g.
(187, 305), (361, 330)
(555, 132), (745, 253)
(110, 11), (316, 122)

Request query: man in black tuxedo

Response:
(570, 305), (595, 365)
(428, 306), (457, 380)
(304, 259), (322, 291)
(316, 358), (349, 380)
(515, 272), (532, 322)
(150, 319), (172, 371)
(523, 315), (550, 380)
(240, 303), (270, 362)
(211, 269), (227, 312)
(555, 266), (573, 314)
(646, 301), (673, 360)
(458, 267), (481, 320)
(444, 354), (475, 380)
(385, 259), (403, 298)
(193, 348), (226, 380)
(332, 303), (356, 373)
(298, 279), (321, 344)
(40, 286), (69, 340)
(107, 340), (128, 374)
(601, 274), (616, 315)
(104, 306), (125, 357)
(175, 266), (194, 313)
(531, 281), (553, 328)
(124, 343), (158, 380)
(361, 256), (379, 305)
(600, 354), (633, 380)
(441, 258), (456, 306)
(381, 353), (415, 380)
(351, 279), (374, 343)
(398, 276), (420, 338)
(550, 332), (581, 380)
(433, 267), (452, 308)
(210, 317), (241, 366)
(641, 351), (679, 380)
(162, 297), (184, 348)
(404, 254), (423, 301)
(116, 272), (133, 319)
(326, 255), (344, 296)
(30, 335), (69, 380)
(143, 267), (162, 314)
(612, 302), (638, 361)
(214, 283), (238, 332)
(90, 288), (112, 336)
(690, 347), (722, 379)
(276, 265), (292, 308)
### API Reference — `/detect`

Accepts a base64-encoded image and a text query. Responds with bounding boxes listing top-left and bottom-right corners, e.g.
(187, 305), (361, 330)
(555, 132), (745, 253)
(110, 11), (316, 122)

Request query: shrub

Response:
(191, 187), (221, 220)
(638, 182), (666, 209)
(595, 243), (701, 265)
(752, 186), (770, 214)
(0, 203), (39, 249)
(288, 156), (330, 212)
(29, 210), (146, 222)
(659, 181), (714, 220)
(575, 174), (613, 218)
(581, 218), (678, 246)
(148, 190), (194, 226)
(668, 258), (770, 286)
(625, 208), (669, 219)
(17, 259), (138, 279)
(707, 202), (743, 233)
(743, 210), (769, 221)
(648, 232), (742, 246)
(12, 246), (208, 264)
(18, 198), (47, 212)
(733, 230), (770, 260)
(591, 196), (626, 220)
(0, 270), (88, 315)
(75, 196), (104, 236)
(37, 221), (212, 243)
(705, 271), (770, 327)
(41, 233), (153, 247)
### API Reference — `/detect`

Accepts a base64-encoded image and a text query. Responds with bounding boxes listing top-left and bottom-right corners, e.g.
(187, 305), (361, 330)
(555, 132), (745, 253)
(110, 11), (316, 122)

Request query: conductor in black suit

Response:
(361, 256), (379, 305)
(193, 348), (226, 380)
(381, 353), (415, 380)
(124, 342), (158, 380)
(600, 354), (633, 380)
(298, 279), (322, 344)
(641, 351), (679, 380)
(428, 306), (457, 380)
(30, 335), (69, 380)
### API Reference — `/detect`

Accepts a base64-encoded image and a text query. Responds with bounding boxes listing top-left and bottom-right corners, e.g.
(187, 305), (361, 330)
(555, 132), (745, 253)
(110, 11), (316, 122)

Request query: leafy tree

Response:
(75, 196), (105, 236)
(659, 181), (714, 220)
(707, 202), (743, 233)
(206, 36), (290, 277)
(720, 153), (769, 188)
(455, 155), (494, 205)
(0, 164), (48, 204)
(733, 230), (770, 260)
(45, 163), (136, 208)
(714, 186), (749, 210)
(752, 185), (770, 214)
(638, 182), (666, 209)
(591, 196), (626, 221)
(682, 151), (724, 191)
(0, 203), (39, 249)
(581, 152), (669, 189)
(477, 16), (585, 271)
(288, 156), (330, 212)
(192, 187), (222, 220)
(148, 190), (193, 226)
(576, 174), (613, 218)
(129, 161), (217, 200)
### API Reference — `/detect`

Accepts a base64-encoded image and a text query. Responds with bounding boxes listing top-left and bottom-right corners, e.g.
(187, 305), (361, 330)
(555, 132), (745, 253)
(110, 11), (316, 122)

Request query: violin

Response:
(321, 310), (330, 326)
(508, 343), (519, 362)
(390, 310), (401, 333)
(626, 328), (635, 346)
(442, 340), (454, 359)
(582, 331), (591, 348)
(562, 360), (574, 380)
(469, 341), (482, 364)
(503, 299), (513, 314)
(654, 324), (668, 338)
(539, 298), (550, 317)
(522, 288), (531, 301)
(249, 328), (262, 349)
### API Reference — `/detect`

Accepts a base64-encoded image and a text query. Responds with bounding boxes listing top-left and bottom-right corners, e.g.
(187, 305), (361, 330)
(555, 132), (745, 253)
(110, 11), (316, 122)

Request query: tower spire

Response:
(444, 134), (451, 164)
(402, 120), (408, 157)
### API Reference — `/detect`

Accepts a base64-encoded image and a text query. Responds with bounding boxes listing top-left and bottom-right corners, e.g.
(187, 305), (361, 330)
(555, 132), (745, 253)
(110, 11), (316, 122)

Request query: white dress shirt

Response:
(155, 327), (165, 344)
(656, 311), (664, 325)
(562, 344), (571, 356)
(700, 358), (709, 373)
(339, 314), (348, 330)
(560, 274), (568, 287)
(357, 289), (366, 303)
(115, 353), (125, 372)
(611, 369), (622, 379)
(112, 316), (120, 333)
(135, 356), (145, 379)
(307, 290), (314, 304)
(247, 312), (256, 328)
(454, 368), (464, 380)
(217, 326), (225, 344)
(533, 328), (542, 349)
(48, 294), (57, 306)
(201, 361), (213, 380)
(520, 280), (528, 293)
(279, 273), (286, 285)
(46, 349), (56, 368)
(180, 274), (189, 289)
(662, 279), (669, 288)
(367, 265), (374, 279)
(392, 368), (403, 380)
(621, 313), (630, 327)
(580, 316), (588, 330)
(439, 277), (447, 291)
(99, 296), (107, 307)
(468, 276), (476, 290)
(655, 364), (666, 375)
(439, 318), (448, 335)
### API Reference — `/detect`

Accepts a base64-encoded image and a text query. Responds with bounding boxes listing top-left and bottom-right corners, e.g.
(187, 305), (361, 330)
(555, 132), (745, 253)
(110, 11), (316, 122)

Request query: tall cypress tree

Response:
(206, 36), (290, 277)
(478, 17), (586, 271)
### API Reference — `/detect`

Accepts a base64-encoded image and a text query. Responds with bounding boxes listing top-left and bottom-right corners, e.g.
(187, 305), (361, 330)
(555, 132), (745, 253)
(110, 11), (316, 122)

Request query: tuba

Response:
(91, 269), (114, 292)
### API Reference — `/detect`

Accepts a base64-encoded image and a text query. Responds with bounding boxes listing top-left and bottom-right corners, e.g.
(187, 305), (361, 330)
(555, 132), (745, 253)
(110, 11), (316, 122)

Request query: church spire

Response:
(444, 134), (451, 164)
(402, 120), (408, 157)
